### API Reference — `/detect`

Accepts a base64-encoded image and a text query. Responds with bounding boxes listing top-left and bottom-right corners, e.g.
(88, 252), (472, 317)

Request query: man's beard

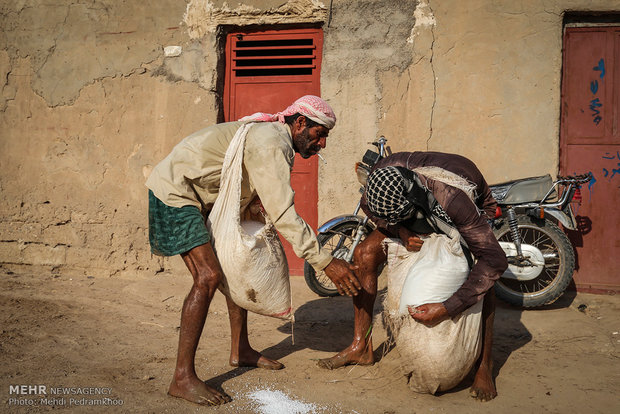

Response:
(295, 127), (318, 159)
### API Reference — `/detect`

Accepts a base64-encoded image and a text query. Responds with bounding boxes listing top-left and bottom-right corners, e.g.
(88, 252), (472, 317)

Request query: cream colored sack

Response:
(383, 237), (482, 394)
(207, 123), (291, 319)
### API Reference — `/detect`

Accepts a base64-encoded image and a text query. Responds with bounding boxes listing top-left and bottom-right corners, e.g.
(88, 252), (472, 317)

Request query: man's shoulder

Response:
(245, 122), (293, 151)
(430, 180), (480, 226)
(248, 121), (290, 138)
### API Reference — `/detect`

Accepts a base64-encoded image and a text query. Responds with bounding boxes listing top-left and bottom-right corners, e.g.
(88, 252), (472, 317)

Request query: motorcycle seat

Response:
(490, 174), (556, 204)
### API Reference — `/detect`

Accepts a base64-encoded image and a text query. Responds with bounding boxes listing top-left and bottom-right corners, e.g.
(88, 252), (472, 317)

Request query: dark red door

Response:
(560, 27), (620, 292)
(223, 28), (323, 275)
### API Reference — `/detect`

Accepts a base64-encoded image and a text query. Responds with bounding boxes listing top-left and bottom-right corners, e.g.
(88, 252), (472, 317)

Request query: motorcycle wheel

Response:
(493, 215), (575, 308)
(303, 221), (369, 297)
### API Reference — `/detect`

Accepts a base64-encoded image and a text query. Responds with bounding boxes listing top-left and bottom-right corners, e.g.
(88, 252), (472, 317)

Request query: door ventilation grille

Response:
(232, 38), (316, 77)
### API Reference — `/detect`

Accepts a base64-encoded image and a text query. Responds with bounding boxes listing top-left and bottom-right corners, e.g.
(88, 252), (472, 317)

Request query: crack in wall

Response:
(0, 70), (16, 112)
(425, 0), (436, 151)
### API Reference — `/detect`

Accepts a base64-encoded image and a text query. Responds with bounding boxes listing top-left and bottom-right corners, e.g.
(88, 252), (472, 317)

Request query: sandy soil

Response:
(1, 267), (619, 414)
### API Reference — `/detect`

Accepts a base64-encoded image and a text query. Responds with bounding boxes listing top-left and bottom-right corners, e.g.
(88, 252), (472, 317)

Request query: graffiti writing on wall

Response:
(588, 58), (605, 125)
(601, 151), (620, 186)
(586, 170), (596, 191)
(575, 151), (620, 193)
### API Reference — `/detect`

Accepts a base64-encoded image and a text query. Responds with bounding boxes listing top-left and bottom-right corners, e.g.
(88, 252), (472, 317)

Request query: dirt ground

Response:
(1, 266), (619, 414)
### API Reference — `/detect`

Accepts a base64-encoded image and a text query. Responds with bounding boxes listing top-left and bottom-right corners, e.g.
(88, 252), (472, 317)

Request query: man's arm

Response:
(441, 190), (508, 317)
(477, 179), (498, 220)
(410, 187), (507, 326)
(243, 129), (360, 295)
(244, 142), (330, 269)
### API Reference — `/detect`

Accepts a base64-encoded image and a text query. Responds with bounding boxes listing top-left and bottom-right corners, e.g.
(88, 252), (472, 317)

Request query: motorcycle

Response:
(490, 172), (591, 307)
(303, 137), (592, 308)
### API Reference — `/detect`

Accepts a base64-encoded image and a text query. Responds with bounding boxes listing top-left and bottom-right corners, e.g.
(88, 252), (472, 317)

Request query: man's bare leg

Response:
(470, 289), (497, 401)
(318, 230), (387, 369)
(168, 243), (232, 406)
(226, 296), (284, 370)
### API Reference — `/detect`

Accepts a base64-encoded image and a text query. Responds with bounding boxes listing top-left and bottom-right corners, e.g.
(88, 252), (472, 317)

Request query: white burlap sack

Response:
(398, 233), (470, 315)
(383, 235), (482, 394)
(207, 123), (291, 319)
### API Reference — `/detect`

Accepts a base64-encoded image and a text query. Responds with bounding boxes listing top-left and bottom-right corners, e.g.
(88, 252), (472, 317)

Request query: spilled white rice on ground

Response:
(227, 380), (347, 413)
(246, 388), (318, 414)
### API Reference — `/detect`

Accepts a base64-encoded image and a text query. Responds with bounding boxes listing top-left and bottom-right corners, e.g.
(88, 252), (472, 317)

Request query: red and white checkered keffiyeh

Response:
(239, 95), (337, 129)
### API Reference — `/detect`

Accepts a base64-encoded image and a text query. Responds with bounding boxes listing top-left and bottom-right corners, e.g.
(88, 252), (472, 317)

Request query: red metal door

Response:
(223, 28), (323, 275)
(560, 27), (620, 292)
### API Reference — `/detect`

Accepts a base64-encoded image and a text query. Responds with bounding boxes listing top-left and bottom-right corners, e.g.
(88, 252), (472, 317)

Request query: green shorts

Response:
(148, 190), (211, 256)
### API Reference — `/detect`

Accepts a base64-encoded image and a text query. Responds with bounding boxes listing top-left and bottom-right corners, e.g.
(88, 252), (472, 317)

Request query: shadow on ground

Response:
(210, 287), (581, 395)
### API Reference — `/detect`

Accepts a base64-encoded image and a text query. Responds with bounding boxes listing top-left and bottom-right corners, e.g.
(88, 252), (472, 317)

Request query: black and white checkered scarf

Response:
(366, 167), (415, 225)
(365, 166), (454, 228)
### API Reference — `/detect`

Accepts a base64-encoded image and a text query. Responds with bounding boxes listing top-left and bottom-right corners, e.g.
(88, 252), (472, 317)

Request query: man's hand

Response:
(323, 258), (360, 296)
(398, 227), (424, 252)
(408, 303), (449, 326)
(404, 236), (424, 252)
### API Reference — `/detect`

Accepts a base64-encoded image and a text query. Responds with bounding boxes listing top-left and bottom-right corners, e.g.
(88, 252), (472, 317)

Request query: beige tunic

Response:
(145, 121), (332, 271)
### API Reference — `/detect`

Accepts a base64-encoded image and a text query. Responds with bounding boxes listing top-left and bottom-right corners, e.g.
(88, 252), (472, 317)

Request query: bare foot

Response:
(230, 350), (284, 370)
(168, 376), (231, 406)
(317, 345), (374, 370)
(469, 367), (497, 401)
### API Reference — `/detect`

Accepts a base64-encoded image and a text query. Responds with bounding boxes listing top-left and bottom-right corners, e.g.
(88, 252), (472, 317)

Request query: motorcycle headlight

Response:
(355, 163), (370, 186)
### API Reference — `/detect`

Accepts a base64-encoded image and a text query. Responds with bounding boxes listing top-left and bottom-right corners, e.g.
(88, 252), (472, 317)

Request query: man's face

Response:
(292, 117), (329, 159)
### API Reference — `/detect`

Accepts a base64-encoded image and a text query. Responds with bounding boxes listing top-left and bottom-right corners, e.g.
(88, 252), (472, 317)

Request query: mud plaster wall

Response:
(0, 0), (219, 277)
(1, 0), (619, 277)
(378, 0), (620, 183)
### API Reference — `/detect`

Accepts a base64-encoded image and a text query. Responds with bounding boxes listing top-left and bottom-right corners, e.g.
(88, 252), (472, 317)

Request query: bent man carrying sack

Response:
(317, 151), (507, 401)
(146, 96), (359, 406)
